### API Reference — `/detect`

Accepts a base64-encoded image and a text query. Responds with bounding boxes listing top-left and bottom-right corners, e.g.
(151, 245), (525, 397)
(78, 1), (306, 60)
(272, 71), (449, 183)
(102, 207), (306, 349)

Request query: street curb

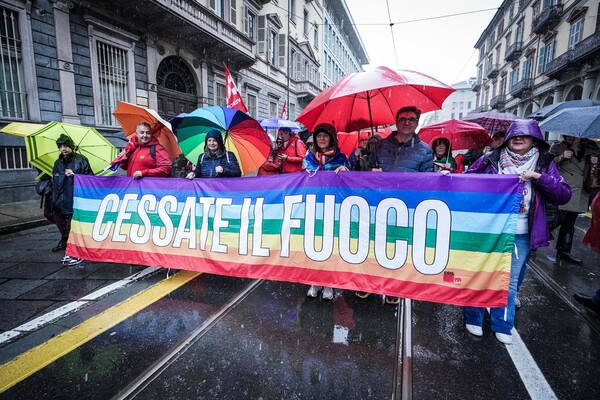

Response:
(0, 219), (51, 236)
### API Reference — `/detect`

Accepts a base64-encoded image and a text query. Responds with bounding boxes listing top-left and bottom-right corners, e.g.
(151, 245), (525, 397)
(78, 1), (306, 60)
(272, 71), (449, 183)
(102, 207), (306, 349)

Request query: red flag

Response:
(280, 100), (287, 119)
(223, 63), (247, 113)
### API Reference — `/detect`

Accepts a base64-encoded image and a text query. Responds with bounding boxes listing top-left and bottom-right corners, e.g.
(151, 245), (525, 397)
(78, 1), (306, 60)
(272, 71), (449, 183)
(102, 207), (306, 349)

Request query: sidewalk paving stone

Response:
(0, 262), (64, 279)
(0, 299), (55, 331)
(0, 279), (47, 299)
(20, 279), (108, 301)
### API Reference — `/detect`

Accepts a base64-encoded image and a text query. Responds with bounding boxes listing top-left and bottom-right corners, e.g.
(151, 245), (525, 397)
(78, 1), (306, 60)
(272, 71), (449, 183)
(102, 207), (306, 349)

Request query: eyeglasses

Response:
(397, 117), (418, 124)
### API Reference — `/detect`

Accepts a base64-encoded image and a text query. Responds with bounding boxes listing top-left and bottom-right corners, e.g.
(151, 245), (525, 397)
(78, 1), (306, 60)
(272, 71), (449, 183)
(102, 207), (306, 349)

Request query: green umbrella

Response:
(25, 122), (118, 176)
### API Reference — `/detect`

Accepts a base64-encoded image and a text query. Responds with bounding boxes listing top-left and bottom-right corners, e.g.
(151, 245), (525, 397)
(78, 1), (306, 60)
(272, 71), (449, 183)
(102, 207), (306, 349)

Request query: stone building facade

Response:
(472, 0), (600, 119)
(0, 0), (367, 202)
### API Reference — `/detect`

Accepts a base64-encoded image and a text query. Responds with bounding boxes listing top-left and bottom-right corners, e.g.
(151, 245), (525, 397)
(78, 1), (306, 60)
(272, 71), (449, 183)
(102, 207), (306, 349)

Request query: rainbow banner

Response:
(69, 173), (522, 307)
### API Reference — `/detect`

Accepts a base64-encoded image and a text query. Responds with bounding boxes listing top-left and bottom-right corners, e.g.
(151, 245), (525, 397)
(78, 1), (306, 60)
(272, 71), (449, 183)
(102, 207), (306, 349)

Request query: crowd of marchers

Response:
(42, 105), (600, 346)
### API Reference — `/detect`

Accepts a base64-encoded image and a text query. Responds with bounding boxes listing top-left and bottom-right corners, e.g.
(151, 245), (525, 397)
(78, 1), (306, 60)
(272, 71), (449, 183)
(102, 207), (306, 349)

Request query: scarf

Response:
(499, 146), (539, 234)
(499, 146), (538, 170)
(316, 149), (336, 166)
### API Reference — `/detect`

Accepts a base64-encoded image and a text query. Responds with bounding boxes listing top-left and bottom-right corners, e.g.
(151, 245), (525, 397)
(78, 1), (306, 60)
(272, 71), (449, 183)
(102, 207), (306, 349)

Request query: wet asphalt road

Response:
(1, 219), (600, 399)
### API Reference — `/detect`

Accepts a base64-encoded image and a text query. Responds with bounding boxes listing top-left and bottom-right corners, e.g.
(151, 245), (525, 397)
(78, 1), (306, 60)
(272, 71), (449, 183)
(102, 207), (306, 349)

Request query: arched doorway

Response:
(156, 56), (198, 119)
(564, 85), (583, 101)
(542, 96), (553, 107)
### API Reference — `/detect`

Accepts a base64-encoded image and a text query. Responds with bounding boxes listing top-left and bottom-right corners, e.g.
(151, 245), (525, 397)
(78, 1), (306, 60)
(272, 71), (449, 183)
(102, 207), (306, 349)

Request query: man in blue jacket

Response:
(362, 106), (433, 305)
(368, 106), (433, 173)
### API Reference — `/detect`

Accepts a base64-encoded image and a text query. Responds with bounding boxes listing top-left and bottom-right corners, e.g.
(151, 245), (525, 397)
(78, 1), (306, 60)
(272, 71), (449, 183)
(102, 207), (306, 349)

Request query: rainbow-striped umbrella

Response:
(177, 106), (271, 175)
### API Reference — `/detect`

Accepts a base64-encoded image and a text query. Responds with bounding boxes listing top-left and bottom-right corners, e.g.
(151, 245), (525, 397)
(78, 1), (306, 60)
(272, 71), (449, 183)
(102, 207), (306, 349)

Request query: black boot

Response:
(52, 239), (67, 252)
(557, 232), (582, 265)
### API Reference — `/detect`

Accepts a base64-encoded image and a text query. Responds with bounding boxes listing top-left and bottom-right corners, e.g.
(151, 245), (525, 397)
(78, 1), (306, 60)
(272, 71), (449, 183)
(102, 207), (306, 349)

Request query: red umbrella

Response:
(418, 119), (492, 150)
(296, 67), (454, 133)
(462, 111), (517, 137)
(337, 128), (393, 157)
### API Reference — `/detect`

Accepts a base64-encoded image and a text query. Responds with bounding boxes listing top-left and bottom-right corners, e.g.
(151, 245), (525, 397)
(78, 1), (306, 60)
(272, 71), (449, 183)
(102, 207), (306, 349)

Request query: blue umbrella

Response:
(259, 117), (301, 131)
(527, 100), (600, 120)
(539, 106), (600, 139)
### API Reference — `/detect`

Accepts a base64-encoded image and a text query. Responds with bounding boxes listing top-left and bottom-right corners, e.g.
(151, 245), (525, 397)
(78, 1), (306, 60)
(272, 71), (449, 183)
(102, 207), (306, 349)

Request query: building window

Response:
(210, 0), (236, 24)
(215, 82), (226, 106)
(289, 0), (296, 24)
(313, 23), (318, 49)
(258, 15), (282, 65)
(269, 100), (277, 117)
(522, 56), (533, 79)
(0, 147), (32, 170)
(96, 41), (129, 126)
(0, 6), (27, 120)
(537, 40), (554, 74)
(89, 23), (136, 127)
(303, 9), (309, 36)
(269, 31), (277, 65)
(245, 9), (256, 39)
(569, 18), (583, 49)
(247, 92), (257, 118)
(509, 68), (519, 88)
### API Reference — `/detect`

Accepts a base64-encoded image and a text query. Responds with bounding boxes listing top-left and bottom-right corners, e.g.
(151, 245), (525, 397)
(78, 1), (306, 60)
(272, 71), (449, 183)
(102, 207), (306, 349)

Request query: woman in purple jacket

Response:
(464, 119), (572, 345)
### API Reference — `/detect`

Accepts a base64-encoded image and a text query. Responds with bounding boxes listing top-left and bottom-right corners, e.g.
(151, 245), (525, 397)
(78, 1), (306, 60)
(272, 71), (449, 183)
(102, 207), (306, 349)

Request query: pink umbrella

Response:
(296, 67), (454, 133)
(418, 119), (492, 151)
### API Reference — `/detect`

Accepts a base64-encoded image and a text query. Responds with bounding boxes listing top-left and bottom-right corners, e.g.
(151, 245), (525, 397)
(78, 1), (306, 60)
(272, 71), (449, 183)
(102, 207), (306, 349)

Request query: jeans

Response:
(464, 234), (531, 335)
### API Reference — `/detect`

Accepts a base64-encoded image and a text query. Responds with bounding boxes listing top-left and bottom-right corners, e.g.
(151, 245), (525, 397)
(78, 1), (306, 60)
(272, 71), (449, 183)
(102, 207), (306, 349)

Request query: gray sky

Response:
(344, 0), (504, 85)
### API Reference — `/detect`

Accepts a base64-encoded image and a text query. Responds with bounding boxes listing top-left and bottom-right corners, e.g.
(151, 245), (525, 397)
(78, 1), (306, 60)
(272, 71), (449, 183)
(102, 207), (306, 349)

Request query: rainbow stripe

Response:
(69, 172), (522, 307)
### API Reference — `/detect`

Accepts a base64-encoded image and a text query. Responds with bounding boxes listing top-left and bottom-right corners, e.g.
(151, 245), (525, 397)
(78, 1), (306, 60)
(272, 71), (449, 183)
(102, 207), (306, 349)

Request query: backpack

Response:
(171, 153), (192, 178)
(35, 178), (52, 196)
(35, 177), (53, 210)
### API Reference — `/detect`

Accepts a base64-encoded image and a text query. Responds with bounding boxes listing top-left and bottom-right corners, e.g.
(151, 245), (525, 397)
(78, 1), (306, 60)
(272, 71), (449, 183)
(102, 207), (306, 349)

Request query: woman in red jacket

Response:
(277, 127), (306, 173)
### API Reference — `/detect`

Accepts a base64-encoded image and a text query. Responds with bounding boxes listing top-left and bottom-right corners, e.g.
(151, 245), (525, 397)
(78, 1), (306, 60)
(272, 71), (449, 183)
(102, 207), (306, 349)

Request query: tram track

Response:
(113, 279), (265, 400)
(528, 258), (600, 335)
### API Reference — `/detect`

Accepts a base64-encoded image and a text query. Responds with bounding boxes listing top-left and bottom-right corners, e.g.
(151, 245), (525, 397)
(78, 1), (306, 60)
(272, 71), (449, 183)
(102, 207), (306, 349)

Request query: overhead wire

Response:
(385, 0), (399, 70)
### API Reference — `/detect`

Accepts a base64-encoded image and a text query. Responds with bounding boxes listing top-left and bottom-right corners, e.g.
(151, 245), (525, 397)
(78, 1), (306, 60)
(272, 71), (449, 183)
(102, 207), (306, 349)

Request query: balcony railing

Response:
(509, 78), (533, 97)
(544, 50), (572, 78)
(470, 105), (491, 114)
(532, 5), (563, 35)
(571, 30), (600, 63)
(296, 80), (320, 102)
(486, 64), (500, 79)
(489, 94), (506, 110)
(505, 41), (523, 62)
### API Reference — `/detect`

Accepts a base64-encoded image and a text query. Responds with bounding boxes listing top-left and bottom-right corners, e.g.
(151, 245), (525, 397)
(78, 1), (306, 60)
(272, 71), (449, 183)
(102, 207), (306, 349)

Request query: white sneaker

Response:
(322, 287), (334, 300)
(515, 297), (522, 309)
(66, 257), (84, 266)
(495, 332), (513, 344)
(307, 285), (322, 298)
(465, 324), (483, 337)
(61, 255), (73, 265)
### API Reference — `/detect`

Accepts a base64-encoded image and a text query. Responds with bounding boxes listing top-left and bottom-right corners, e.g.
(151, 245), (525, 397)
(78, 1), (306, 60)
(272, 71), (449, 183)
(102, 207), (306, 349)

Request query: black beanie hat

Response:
(56, 134), (76, 150)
